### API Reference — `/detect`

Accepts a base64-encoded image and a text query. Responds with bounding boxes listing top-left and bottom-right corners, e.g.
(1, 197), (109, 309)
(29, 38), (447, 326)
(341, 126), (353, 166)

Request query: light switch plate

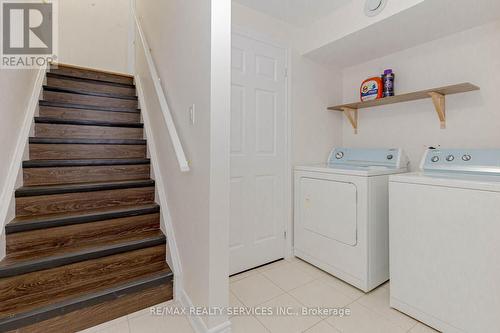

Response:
(189, 104), (195, 125)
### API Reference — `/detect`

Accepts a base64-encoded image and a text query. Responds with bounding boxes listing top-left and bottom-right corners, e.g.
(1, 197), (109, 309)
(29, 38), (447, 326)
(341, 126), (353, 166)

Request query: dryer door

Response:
(300, 177), (357, 246)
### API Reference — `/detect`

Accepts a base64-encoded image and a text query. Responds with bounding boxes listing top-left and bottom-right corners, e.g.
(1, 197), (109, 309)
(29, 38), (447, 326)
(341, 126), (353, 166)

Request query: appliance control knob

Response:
(446, 155), (455, 162)
(431, 156), (440, 163)
(462, 154), (472, 162)
(335, 152), (344, 159)
(387, 154), (394, 160)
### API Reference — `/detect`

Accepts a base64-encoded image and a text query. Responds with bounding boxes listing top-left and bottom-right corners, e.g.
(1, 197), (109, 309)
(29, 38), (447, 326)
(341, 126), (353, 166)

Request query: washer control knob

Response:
(446, 155), (455, 162)
(431, 156), (440, 163)
(387, 154), (394, 160)
(462, 154), (472, 162)
(335, 152), (344, 159)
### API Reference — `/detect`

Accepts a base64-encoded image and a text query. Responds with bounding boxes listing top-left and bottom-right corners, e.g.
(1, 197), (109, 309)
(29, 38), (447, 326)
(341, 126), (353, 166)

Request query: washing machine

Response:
(390, 149), (500, 333)
(294, 148), (409, 292)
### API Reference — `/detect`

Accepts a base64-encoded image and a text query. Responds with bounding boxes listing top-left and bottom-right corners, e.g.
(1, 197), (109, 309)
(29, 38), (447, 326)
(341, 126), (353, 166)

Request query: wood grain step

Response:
(6, 204), (160, 234)
(23, 164), (150, 186)
(44, 86), (138, 101)
(16, 181), (155, 217)
(46, 74), (136, 96)
(49, 65), (134, 85)
(46, 72), (135, 88)
(34, 117), (143, 128)
(0, 271), (173, 332)
(29, 138), (146, 145)
(0, 233), (166, 278)
(23, 158), (150, 168)
(29, 138), (147, 160)
(34, 117), (144, 140)
(35, 123), (144, 140)
(23, 159), (151, 186)
(43, 91), (138, 109)
(0, 246), (168, 317)
(6, 213), (161, 260)
(39, 105), (141, 123)
(39, 100), (140, 114)
(16, 179), (155, 197)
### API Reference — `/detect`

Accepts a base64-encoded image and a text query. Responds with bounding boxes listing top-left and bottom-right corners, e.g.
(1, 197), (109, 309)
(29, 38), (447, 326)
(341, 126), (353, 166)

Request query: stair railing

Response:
(133, 11), (190, 173)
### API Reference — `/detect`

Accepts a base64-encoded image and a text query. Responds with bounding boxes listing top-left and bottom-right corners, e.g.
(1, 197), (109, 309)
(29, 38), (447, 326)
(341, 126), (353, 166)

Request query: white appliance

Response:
(390, 149), (500, 333)
(294, 148), (409, 292)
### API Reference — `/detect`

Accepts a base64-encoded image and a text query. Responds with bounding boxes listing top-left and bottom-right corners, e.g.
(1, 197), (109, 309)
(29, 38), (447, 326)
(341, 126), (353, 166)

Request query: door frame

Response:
(231, 25), (294, 260)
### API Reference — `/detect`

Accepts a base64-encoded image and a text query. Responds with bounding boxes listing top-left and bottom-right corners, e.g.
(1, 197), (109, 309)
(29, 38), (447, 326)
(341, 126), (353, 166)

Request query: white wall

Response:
(0, 68), (39, 259)
(297, 0), (424, 55)
(135, 0), (230, 331)
(342, 20), (500, 170)
(208, 0), (231, 330)
(58, 0), (132, 74)
(232, 3), (343, 166)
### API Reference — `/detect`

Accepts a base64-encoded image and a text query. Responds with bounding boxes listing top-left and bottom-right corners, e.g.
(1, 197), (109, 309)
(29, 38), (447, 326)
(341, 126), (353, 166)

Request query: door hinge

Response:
(284, 68), (288, 78)
(284, 231), (287, 239)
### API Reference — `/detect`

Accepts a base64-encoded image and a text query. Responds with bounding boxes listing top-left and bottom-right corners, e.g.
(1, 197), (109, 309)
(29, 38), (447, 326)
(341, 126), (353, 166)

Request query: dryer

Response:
(390, 149), (500, 333)
(294, 148), (408, 292)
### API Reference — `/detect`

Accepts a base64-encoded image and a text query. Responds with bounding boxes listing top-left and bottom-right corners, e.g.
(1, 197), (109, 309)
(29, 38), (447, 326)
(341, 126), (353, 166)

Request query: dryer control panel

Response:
(422, 149), (500, 176)
(328, 148), (408, 169)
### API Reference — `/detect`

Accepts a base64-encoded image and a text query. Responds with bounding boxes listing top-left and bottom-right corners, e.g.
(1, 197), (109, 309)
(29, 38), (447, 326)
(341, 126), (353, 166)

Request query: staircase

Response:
(0, 64), (174, 332)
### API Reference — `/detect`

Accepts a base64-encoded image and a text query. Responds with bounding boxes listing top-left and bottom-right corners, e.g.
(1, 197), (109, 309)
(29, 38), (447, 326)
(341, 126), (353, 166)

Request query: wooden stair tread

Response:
(0, 246), (170, 318)
(0, 232), (166, 276)
(46, 72), (136, 88)
(51, 63), (134, 78)
(43, 91), (138, 110)
(29, 137), (147, 145)
(39, 105), (141, 123)
(34, 116), (143, 128)
(39, 100), (141, 114)
(6, 280), (172, 333)
(0, 270), (173, 332)
(7, 204), (160, 234)
(23, 158), (150, 168)
(49, 65), (134, 85)
(15, 179), (155, 197)
(43, 85), (138, 101)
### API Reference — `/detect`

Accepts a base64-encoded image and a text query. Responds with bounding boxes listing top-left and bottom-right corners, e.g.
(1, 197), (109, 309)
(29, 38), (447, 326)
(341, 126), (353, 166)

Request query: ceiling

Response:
(233, 0), (352, 27)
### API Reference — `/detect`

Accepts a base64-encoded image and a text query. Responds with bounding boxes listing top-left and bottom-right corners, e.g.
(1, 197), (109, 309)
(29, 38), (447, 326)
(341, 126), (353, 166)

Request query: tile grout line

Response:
(231, 261), (354, 332)
(352, 300), (414, 332)
(232, 261), (420, 333)
(238, 268), (323, 333)
(126, 315), (132, 333)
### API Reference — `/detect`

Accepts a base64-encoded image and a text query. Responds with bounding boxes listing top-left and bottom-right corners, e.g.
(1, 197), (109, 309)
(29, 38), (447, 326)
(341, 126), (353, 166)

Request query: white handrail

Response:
(133, 12), (190, 172)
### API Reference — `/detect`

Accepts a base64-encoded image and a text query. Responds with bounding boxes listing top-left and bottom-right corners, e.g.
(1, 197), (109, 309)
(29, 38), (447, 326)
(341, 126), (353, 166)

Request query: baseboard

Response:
(0, 65), (46, 260)
(390, 297), (460, 332)
(135, 76), (183, 298)
(0, 232), (5, 260)
(177, 289), (231, 333)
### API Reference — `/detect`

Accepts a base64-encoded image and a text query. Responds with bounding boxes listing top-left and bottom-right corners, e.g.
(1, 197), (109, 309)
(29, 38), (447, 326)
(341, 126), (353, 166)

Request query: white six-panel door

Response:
(229, 31), (287, 275)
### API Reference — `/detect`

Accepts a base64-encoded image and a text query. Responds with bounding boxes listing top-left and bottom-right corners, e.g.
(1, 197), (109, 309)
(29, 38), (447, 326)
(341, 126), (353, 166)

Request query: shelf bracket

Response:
(342, 107), (358, 134)
(429, 92), (446, 129)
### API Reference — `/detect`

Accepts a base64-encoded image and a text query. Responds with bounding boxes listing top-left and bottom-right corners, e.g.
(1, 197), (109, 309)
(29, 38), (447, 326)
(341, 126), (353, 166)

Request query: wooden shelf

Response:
(328, 83), (480, 133)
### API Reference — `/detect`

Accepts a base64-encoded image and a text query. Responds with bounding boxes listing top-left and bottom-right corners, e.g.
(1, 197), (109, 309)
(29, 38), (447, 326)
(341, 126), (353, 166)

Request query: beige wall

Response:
(342, 20), (500, 170)
(58, 0), (132, 73)
(135, 0), (230, 330)
(0, 69), (37, 192)
(0, 68), (39, 259)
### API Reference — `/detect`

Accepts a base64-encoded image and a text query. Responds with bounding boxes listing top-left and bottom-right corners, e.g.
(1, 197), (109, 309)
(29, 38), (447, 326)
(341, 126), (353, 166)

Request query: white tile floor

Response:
(79, 257), (440, 333)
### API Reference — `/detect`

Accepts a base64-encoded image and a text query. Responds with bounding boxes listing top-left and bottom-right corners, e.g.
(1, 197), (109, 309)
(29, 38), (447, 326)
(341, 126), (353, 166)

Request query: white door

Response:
(229, 31), (287, 275)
